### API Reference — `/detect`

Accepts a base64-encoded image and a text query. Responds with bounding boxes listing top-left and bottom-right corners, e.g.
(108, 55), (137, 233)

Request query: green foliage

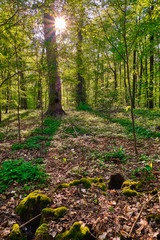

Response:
(104, 115), (160, 139)
(0, 132), (5, 141)
(91, 147), (127, 163)
(76, 102), (93, 112)
(131, 164), (154, 181)
(96, 87), (118, 111)
(33, 117), (61, 135)
(0, 159), (48, 193)
(64, 125), (91, 136)
(134, 109), (160, 119)
(11, 136), (52, 150)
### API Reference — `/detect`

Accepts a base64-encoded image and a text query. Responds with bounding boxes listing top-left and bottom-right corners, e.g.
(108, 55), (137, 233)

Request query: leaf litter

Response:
(0, 110), (160, 239)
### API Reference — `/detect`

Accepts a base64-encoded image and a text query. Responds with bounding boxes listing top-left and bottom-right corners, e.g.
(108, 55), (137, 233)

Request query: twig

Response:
(72, 126), (79, 137)
(128, 191), (160, 238)
(2, 213), (41, 238)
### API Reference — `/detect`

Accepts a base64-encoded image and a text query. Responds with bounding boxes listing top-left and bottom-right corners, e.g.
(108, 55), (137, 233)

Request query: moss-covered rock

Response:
(56, 177), (106, 191)
(35, 223), (53, 240)
(41, 207), (67, 223)
(121, 180), (142, 190)
(16, 190), (51, 221)
(146, 214), (160, 224)
(96, 182), (107, 191)
(9, 224), (26, 240)
(55, 222), (90, 240)
(122, 188), (142, 197)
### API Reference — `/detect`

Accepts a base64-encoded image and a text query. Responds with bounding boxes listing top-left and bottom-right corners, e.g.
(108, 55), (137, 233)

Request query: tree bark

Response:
(76, 25), (85, 106)
(148, 5), (154, 109)
(132, 50), (137, 109)
(44, 3), (64, 115)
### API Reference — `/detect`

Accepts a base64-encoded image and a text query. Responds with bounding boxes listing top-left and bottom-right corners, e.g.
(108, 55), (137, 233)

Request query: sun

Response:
(55, 17), (66, 31)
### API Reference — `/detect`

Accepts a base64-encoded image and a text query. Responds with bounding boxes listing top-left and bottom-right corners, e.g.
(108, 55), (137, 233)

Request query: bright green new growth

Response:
(56, 222), (90, 240)
(35, 223), (52, 240)
(9, 224), (26, 240)
(56, 177), (106, 191)
(15, 190), (51, 221)
(41, 207), (67, 223)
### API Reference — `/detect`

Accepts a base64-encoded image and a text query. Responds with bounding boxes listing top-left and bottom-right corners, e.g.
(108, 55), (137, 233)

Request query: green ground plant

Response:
(11, 136), (53, 150)
(91, 147), (127, 163)
(0, 159), (48, 193)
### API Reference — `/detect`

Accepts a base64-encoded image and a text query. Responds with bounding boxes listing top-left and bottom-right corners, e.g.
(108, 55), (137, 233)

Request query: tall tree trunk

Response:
(148, 5), (154, 109)
(20, 71), (27, 109)
(132, 50), (137, 109)
(123, 60), (129, 105)
(44, 3), (64, 115)
(145, 55), (148, 107)
(138, 55), (143, 106)
(114, 61), (117, 90)
(76, 25), (85, 106)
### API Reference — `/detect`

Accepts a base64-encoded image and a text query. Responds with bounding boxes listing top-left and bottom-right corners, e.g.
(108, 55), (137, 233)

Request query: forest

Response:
(0, 0), (160, 239)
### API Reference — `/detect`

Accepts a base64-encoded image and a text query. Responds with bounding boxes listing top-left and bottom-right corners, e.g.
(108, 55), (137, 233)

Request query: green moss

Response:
(41, 207), (67, 223)
(146, 214), (160, 224)
(56, 222), (90, 240)
(56, 177), (105, 191)
(56, 183), (70, 190)
(9, 224), (26, 240)
(35, 223), (52, 240)
(145, 188), (159, 195)
(79, 178), (92, 188)
(97, 182), (107, 191)
(122, 180), (142, 190)
(15, 190), (51, 221)
(122, 188), (142, 197)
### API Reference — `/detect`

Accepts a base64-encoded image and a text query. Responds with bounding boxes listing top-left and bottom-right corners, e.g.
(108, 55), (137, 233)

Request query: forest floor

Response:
(0, 109), (160, 240)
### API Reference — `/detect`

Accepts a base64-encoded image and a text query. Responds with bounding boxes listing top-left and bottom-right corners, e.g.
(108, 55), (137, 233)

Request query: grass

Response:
(0, 158), (48, 193)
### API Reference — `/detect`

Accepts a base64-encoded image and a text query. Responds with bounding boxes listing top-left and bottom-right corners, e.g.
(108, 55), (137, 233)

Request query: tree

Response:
(43, 2), (64, 115)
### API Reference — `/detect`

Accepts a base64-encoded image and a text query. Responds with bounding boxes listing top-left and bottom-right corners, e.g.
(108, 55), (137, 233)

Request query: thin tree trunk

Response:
(132, 50), (137, 109)
(145, 56), (148, 107)
(148, 5), (154, 109)
(76, 25), (85, 106)
(138, 55), (143, 106)
(123, 60), (129, 105)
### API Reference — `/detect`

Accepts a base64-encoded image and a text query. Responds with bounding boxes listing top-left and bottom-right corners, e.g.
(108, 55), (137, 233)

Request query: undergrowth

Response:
(0, 158), (48, 193)
(11, 116), (61, 150)
(90, 147), (127, 163)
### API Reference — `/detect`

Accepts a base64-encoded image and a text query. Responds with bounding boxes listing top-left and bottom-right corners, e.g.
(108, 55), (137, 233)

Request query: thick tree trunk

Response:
(44, 4), (64, 116)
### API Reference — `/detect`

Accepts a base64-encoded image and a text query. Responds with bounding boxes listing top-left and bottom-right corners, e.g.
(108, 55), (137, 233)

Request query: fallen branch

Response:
(2, 213), (41, 238)
(128, 191), (160, 238)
